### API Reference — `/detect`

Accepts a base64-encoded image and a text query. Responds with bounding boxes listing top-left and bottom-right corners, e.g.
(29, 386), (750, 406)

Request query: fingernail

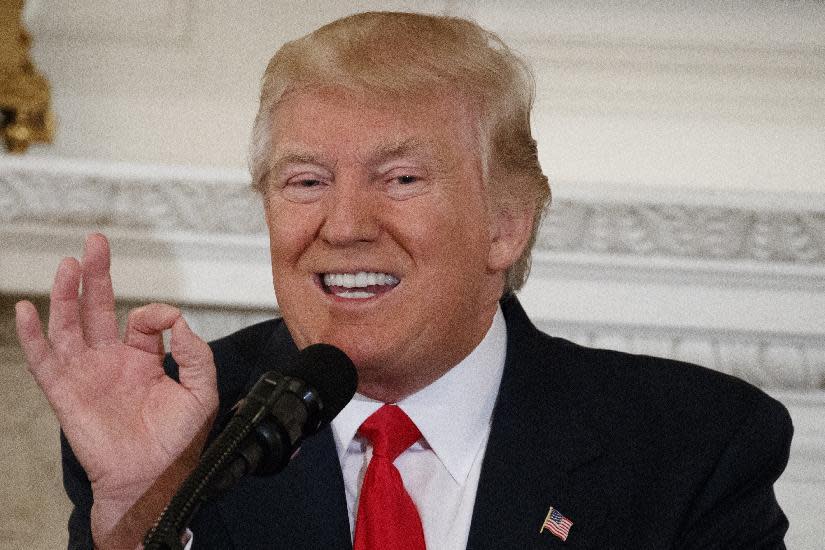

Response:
(174, 315), (190, 331)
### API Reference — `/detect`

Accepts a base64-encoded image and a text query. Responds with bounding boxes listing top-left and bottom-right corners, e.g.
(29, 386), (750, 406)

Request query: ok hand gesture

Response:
(15, 234), (219, 548)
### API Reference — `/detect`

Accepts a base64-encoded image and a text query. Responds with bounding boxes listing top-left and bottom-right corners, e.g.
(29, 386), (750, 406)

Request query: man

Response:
(15, 12), (792, 549)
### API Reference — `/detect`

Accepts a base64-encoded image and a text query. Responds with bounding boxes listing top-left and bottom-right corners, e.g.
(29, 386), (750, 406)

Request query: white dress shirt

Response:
(331, 306), (507, 550)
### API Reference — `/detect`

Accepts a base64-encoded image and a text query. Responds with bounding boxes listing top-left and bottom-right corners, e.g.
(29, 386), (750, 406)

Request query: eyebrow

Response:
(269, 151), (333, 176)
(269, 137), (443, 178)
(364, 137), (434, 165)
(367, 138), (456, 177)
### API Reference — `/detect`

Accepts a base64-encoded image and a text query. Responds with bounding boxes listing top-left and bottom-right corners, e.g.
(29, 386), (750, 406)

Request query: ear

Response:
(487, 203), (535, 273)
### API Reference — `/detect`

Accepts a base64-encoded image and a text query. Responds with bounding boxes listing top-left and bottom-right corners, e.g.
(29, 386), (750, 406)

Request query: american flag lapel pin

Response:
(540, 506), (574, 542)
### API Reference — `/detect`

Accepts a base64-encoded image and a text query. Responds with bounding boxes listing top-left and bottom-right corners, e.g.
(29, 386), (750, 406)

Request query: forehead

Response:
(269, 86), (480, 161)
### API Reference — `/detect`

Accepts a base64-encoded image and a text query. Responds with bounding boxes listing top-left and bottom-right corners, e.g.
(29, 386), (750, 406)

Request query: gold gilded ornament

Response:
(1, 0), (55, 153)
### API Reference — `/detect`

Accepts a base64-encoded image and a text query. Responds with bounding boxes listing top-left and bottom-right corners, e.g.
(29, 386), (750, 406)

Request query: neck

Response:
(356, 301), (500, 403)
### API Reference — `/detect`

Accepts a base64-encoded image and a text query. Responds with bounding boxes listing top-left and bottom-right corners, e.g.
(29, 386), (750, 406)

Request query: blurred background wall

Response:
(1, 1), (823, 547)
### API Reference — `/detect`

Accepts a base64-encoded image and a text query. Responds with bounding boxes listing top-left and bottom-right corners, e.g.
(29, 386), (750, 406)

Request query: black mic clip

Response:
(210, 371), (322, 493)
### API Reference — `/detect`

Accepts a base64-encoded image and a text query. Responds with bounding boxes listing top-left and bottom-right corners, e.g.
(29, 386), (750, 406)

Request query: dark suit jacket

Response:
(62, 295), (793, 549)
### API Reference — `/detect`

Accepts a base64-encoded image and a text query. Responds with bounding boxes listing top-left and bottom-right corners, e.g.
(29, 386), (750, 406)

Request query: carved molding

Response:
(535, 319), (825, 391)
(2, 158), (823, 291)
(3, 158), (824, 264)
(0, 159), (263, 234)
(2, 293), (823, 393)
(530, 194), (825, 294)
(539, 199), (825, 264)
(2, 156), (824, 388)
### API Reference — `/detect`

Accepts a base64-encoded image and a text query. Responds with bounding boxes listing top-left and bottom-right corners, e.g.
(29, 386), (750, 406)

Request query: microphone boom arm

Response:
(143, 372), (320, 550)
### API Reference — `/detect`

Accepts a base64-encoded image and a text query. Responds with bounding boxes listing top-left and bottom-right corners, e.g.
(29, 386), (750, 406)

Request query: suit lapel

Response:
(212, 427), (352, 549)
(467, 296), (609, 549)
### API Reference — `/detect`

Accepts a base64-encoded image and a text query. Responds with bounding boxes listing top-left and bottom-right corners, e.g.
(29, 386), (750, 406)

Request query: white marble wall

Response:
(18, 1), (825, 194)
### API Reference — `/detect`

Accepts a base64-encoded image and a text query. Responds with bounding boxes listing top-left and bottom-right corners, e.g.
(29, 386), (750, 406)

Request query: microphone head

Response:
(286, 343), (358, 426)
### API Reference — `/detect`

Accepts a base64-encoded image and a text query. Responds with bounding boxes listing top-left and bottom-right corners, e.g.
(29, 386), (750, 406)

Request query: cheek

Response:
(403, 216), (491, 297)
(424, 202), (490, 265)
(265, 200), (317, 262)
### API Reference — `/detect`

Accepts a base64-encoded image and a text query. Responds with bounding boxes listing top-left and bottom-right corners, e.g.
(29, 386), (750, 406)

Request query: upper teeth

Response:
(323, 272), (399, 288)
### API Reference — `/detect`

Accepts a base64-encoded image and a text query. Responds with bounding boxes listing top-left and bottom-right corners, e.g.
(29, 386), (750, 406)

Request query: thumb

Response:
(170, 317), (218, 414)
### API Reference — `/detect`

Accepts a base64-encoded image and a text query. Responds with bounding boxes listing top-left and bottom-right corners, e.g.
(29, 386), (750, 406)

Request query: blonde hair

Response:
(249, 11), (550, 292)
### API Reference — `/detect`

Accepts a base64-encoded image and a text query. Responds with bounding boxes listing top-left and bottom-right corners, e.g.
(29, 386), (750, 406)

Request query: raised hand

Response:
(15, 234), (219, 548)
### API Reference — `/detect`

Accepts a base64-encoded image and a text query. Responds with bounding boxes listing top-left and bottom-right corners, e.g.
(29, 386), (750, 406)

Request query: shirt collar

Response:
(331, 305), (507, 484)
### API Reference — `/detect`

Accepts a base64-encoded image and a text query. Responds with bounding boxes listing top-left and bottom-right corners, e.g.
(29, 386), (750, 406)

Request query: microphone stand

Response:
(143, 373), (317, 549)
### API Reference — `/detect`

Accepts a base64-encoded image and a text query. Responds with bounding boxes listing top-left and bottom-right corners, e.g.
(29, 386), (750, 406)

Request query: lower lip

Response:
(330, 284), (395, 298)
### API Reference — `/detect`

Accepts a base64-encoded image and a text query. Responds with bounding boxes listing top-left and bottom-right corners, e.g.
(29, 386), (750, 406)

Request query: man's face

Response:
(264, 87), (516, 399)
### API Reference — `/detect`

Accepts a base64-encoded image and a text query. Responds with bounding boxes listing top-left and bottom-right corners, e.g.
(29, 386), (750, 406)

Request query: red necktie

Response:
(353, 404), (426, 550)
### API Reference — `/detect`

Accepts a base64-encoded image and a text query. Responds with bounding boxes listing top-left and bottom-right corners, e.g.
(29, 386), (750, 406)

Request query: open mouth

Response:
(320, 271), (400, 299)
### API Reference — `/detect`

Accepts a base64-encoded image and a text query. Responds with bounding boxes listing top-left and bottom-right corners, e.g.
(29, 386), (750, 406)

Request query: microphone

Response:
(213, 343), (358, 485)
(143, 343), (357, 550)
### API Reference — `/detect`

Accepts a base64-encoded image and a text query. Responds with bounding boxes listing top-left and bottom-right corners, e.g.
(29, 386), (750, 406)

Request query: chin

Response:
(334, 340), (399, 376)
(332, 341), (387, 371)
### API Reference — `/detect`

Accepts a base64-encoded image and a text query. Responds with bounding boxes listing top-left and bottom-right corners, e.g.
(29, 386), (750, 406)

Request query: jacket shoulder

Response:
(560, 335), (785, 412)
(523, 331), (792, 544)
(501, 294), (792, 456)
(539, 331), (790, 435)
(530, 331), (793, 493)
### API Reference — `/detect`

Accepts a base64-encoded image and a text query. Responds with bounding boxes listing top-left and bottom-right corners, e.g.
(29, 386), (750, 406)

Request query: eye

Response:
(281, 175), (328, 203)
(296, 178), (323, 187)
(385, 171), (429, 200)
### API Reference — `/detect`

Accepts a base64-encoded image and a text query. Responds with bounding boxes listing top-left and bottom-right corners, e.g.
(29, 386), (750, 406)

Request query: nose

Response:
(319, 177), (380, 247)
